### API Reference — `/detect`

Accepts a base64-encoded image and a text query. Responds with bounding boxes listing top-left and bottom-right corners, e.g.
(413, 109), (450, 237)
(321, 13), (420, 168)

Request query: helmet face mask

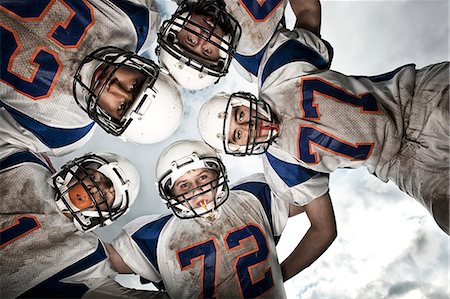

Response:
(73, 47), (183, 144)
(198, 92), (278, 156)
(157, 0), (241, 89)
(156, 140), (230, 220)
(74, 47), (159, 136)
(51, 153), (140, 232)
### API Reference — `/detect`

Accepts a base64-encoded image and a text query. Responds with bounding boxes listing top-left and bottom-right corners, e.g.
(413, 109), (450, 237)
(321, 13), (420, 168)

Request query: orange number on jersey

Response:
(0, 0), (94, 99)
(0, 216), (42, 249)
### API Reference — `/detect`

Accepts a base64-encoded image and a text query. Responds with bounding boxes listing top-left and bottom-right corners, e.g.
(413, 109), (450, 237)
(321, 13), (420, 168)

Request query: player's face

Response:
(171, 167), (218, 209)
(176, 13), (225, 61)
(92, 64), (146, 121)
(228, 106), (272, 146)
(67, 168), (115, 212)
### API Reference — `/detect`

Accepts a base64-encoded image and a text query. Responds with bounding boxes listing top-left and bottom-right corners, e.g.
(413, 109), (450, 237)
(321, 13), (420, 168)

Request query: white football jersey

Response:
(226, 0), (288, 81)
(0, 0), (160, 157)
(113, 174), (290, 298)
(258, 27), (448, 206)
(0, 150), (116, 298)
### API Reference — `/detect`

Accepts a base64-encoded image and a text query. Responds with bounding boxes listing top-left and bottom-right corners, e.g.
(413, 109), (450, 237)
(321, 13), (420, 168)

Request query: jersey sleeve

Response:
(108, 0), (161, 55)
(112, 214), (172, 284)
(258, 27), (334, 91)
(230, 173), (290, 238)
(0, 105), (96, 158)
(262, 147), (329, 206)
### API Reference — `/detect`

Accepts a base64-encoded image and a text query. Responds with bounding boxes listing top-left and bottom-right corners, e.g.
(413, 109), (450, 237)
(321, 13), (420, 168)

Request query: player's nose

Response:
(108, 82), (133, 101)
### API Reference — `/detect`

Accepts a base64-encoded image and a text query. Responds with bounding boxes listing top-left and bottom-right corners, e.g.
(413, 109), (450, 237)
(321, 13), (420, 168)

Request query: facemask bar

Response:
(51, 156), (116, 231)
(73, 46), (160, 136)
(223, 92), (278, 156)
(158, 156), (229, 219)
(51, 153), (133, 232)
(157, 0), (241, 77)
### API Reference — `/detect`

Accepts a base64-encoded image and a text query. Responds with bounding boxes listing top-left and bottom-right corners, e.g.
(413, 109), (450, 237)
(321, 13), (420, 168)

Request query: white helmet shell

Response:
(73, 47), (183, 144)
(120, 71), (184, 144)
(50, 152), (140, 232)
(158, 46), (219, 90)
(156, 0), (241, 90)
(155, 139), (229, 219)
(198, 92), (277, 156)
(197, 92), (231, 152)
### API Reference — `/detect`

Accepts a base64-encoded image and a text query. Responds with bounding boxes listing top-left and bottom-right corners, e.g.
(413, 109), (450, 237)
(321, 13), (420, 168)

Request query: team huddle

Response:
(0, 0), (448, 298)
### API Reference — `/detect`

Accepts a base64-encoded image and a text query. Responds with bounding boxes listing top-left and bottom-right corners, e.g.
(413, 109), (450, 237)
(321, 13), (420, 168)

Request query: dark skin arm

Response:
(281, 192), (337, 281)
(289, 0), (322, 35)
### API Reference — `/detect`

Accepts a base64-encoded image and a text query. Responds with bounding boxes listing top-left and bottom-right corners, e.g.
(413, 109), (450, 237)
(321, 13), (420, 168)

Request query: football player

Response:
(157, 0), (330, 89)
(0, 0), (183, 159)
(107, 139), (336, 297)
(0, 149), (168, 297)
(197, 59), (449, 234)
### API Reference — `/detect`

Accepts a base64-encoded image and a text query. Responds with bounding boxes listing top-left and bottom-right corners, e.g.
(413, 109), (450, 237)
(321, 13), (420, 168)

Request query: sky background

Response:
(53, 0), (449, 298)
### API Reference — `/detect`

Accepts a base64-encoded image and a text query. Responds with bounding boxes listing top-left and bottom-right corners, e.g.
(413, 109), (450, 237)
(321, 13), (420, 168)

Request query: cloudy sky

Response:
(54, 0), (449, 298)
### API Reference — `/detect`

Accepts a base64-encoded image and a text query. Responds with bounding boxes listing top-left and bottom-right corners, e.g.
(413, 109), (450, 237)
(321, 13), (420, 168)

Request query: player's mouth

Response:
(257, 119), (279, 140)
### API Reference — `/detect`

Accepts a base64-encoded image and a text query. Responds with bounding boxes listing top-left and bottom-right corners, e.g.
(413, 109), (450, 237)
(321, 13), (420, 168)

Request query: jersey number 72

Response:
(177, 223), (273, 298)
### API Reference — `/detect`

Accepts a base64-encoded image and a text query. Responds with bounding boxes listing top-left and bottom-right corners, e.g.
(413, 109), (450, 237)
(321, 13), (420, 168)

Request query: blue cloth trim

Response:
(265, 151), (318, 187)
(131, 214), (173, 273)
(109, 0), (149, 53)
(0, 100), (95, 148)
(0, 151), (50, 172)
(19, 241), (107, 298)
(233, 46), (267, 77)
(359, 64), (409, 82)
(231, 182), (275, 241)
(261, 39), (330, 86)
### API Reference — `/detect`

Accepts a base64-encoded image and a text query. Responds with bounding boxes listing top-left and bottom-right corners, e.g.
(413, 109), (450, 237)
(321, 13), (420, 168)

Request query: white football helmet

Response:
(73, 46), (184, 144)
(156, 0), (241, 89)
(50, 152), (140, 232)
(155, 139), (229, 219)
(198, 92), (278, 156)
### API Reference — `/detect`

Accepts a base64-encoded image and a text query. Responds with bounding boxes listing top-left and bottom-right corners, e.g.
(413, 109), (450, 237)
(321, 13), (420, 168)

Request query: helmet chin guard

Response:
(155, 139), (229, 219)
(198, 92), (278, 156)
(156, 0), (241, 89)
(50, 152), (140, 232)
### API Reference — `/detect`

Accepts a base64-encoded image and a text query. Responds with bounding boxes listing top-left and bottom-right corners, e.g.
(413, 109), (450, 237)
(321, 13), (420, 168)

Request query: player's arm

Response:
(104, 242), (134, 274)
(289, 0), (322, 35)
(281, 192), (336, 281)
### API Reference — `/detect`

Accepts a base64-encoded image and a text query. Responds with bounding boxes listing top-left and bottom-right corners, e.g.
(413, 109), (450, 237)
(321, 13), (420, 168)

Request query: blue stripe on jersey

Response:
(131, 214), (173, 272)
(239, 0), (284, 21)
(0, 101), (95, 148)
(359, 64), (410, 83)
(18, 241), (107, 298)
(231, 182), (275, 240)
(0, 0), (52, 18)
(109, 0), (149, 53)
(0, 151), (50, 172)
(265, 151), (318, 187)
(261, 39), (331, 87)
(233, 44), (267, 77)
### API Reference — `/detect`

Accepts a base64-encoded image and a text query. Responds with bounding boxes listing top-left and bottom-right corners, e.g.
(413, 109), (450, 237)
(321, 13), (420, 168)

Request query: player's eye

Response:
(237, 130), (242, 140)
(129, 80), (138, 92)
(198, 174), (209, 182)
(180, 182), (190, 190)
(187, 36), (196, 46)
(238, 110), (245, 122)
(118, 101), (126, 112)
(202, 47), (212, 56)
